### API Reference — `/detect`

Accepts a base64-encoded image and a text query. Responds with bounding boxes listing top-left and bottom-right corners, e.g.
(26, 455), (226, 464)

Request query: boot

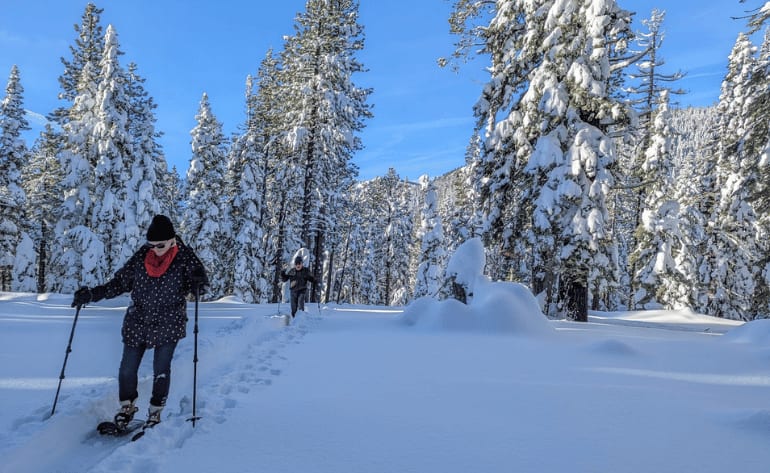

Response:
(114, 399), (138, 429)
(146, 404), (163, 428)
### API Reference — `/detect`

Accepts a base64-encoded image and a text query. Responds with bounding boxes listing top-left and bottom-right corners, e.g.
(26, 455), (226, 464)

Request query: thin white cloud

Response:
(25, 110), (48, 127)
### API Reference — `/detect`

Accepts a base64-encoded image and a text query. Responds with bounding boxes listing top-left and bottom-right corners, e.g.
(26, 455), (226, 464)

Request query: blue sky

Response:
(0, 1), (761, 181)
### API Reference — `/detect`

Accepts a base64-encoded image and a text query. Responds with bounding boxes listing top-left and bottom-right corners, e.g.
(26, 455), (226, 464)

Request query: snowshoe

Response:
(97, 418), (145, 437)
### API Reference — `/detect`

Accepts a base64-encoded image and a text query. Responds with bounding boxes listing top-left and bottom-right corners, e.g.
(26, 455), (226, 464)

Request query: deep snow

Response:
(1, 280), (769, 473)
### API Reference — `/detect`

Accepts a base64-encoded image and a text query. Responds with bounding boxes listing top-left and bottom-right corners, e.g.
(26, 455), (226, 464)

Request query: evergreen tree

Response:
(628, 91), (683, 309)
(329, 195), (362, 303)
(162, 166), (184, 222)
(341, 169), (415, 305)
(228, 63), (281, 303)
(748, 29), (770, 315)
(380, 174), (415, 305)
(125, 62), (166, 257)
(279, 0), (372, 301)
(49, 60), (105, 292)
(626, 10), (685, 130)
(358, 239), (379, 305)
(92, 25), (133, 273)
(181, 93), (229, 299)
(0, 65), (30, 291)
(620, 10), (685, 308)
(22, 125), (63, 293)
(743, 1), (770, 33)
(434, 139), (482, 266)
(48, 6), (107, 292)
(705, 32), (764, 320)
(668, 106), (718, 312)
(414, 176), (446, 299)
(452, 0), (633, 320)
(12, 233), (37, 292)
(51, 3), (105, 127)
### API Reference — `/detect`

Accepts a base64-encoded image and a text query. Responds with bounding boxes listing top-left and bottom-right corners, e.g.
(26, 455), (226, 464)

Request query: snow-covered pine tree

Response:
(0, 65), (31, 291)
(327, 193), (362, 303)
(461, 131), (484, 241)
(358, 239), (379, 305)
(618, 9), (685, 308)
(228, 55), (279, 303)
(12, 233), (37, 292)
(747, 29), (770, 316)
(628, 91), (683, 309)
(162, 165), (184, 223)
(181, 93), (229, 300)
(413, 176), (446, 299)
(746, 29), (770, 164)
(257, 49), (305, 302)
(92, 25), (133, 274)
(263, 143), (304, 303)
(345, 177), (383, 305)
(22, 125), (63, 293)
(342, 169), (414, 305)
(704, 32), (764, 320)
(743, 1), (770, 33)
(668, 107), (717, 312)
(49, 61), (105, 292)
(383, 178), (416, 306)
(278, 0), (372, 302)
(48, 6), (107, 292)
(452, 0), (633, 320)
(50, 2), (104, 127)
(446, 0), (536, 284)
(625, 10), (685, 132)
(434, 136), (482, 264)
(124, 62), (166, 260)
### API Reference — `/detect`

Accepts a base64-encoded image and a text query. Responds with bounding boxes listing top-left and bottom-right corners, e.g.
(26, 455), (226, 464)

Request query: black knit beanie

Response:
(146, 215), (176, 241)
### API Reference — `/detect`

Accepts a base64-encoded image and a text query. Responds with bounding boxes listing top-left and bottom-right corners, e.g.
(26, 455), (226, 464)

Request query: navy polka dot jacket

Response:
(92, 238), (208, 348)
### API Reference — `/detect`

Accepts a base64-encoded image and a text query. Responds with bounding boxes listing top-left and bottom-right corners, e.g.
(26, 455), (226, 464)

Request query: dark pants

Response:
(290, 290), (306, 317)
(119, 341), (177, 407)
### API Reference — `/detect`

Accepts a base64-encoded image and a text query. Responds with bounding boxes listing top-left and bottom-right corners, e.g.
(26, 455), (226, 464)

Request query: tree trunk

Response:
(563, 275), (588, 322)
(335, 223), (352, 304)
(324, 247), (334, 304)
(271, 196), (288, 303)
(37, 221), (48, 293)
(311, 228), (323, 303)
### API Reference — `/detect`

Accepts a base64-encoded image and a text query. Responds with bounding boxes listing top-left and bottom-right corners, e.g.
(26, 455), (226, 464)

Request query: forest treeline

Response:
(2, 1), (770, 321)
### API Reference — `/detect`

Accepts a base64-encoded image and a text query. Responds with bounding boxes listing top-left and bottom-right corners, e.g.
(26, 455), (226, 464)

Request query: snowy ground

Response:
(1, 288), (769, 473)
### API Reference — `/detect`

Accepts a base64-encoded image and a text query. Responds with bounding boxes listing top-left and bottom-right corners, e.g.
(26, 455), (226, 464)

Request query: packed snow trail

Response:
(0, 297), (311, 473)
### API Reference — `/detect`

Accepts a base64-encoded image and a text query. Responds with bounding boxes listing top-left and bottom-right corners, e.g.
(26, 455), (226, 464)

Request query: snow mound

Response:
(444, 237), (486, 293)
(401, 238), (553, 336)
(721, 319), (770, 345)
(400, 279), (553, 336)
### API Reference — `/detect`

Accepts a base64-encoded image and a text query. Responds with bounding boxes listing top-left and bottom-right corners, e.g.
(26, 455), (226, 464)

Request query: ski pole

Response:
(51, 304), (82, 417)
(187, 284), (201, 426)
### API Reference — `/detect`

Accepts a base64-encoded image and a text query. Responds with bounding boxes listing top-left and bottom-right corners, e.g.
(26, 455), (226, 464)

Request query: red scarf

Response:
(144, 245), (179, 277)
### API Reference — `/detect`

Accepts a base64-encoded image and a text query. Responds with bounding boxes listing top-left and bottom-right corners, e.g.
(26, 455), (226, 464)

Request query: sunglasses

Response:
(147, 241), (171, 249)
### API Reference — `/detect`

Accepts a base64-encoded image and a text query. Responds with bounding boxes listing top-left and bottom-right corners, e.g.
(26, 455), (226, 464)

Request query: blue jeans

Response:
(118, 341), (177, 407)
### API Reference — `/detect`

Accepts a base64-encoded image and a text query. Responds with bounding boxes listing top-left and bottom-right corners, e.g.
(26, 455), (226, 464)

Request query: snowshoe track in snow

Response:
(0, 305), (322, 473)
